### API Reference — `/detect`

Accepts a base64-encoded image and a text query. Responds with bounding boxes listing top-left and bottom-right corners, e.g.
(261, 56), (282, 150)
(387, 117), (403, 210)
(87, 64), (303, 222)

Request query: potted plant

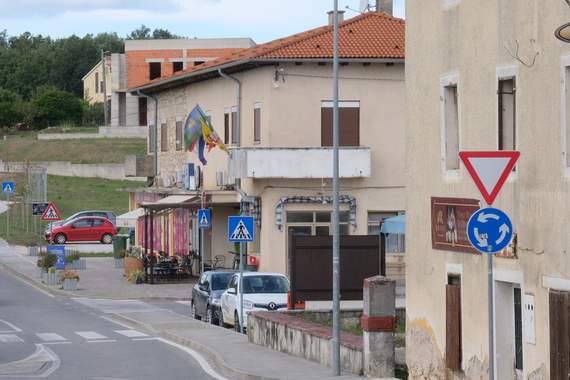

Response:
(36, 251), (58, 278)
(124, 246), (144, 280)
(43, 266), (59, 285)
(65, 252), (84, 269)
(59, 269), (80, 291)
(129, 269), (146, 284)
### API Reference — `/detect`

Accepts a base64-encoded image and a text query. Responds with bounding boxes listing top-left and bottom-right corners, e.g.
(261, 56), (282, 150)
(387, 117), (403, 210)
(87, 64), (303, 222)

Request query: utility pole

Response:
(101, 50), (109, 125)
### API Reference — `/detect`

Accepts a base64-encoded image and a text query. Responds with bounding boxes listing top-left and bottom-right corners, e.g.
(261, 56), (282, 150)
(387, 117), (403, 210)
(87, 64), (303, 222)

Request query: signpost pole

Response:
(488, 252), (494, 380)
(6, 193), (9, 237)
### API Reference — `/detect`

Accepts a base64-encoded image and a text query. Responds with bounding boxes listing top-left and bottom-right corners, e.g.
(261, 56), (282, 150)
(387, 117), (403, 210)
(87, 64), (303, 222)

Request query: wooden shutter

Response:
(550, 290), (570, 380)
(446, 284), (462, 371)
(321, 104), (360, 147)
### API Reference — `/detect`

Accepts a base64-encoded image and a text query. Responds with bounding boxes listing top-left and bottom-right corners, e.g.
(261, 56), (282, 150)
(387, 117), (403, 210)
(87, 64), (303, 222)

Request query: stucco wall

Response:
(406, 1), (570, 378)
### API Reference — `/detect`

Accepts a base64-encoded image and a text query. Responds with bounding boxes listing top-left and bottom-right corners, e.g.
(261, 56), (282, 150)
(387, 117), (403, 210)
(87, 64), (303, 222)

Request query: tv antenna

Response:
(345, 0), (372, 14)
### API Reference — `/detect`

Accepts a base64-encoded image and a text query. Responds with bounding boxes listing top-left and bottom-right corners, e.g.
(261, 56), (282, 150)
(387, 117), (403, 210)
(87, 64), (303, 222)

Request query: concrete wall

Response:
(247, 310), (364, 375)
(38, 126), (147, 140)
(0, 160), (146, 182)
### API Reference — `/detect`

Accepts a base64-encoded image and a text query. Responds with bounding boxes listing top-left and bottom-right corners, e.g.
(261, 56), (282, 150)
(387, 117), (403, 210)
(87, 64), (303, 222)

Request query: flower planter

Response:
(43, 272), (58, 285)
(36, 267), (46, 278)
(63, 278), (78, 291)
(114, 258), (124, 268)
(124, 257), (144, 281)
(66, 259), (86, 270)
(28, 246), (40, 256)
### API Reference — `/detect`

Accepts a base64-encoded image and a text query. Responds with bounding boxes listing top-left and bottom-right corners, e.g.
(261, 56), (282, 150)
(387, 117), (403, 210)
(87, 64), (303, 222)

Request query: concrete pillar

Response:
(361, 275), (395, 378)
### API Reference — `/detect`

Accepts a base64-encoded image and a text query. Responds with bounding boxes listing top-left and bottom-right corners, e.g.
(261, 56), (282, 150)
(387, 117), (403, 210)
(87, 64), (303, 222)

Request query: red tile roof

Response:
(133, 11), (404, 91)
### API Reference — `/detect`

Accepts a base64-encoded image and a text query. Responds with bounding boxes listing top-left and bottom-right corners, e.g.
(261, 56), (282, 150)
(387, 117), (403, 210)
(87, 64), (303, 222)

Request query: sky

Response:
(0, 0), (405, 45)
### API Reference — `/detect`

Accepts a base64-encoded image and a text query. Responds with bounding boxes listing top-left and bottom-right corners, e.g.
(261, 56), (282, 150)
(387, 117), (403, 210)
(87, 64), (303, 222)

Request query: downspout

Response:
(137, 90), (158, 187)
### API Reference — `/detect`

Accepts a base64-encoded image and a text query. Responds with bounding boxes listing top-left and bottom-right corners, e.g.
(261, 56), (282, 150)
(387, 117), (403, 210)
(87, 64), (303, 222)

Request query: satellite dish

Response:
(359, 0), (369, 13)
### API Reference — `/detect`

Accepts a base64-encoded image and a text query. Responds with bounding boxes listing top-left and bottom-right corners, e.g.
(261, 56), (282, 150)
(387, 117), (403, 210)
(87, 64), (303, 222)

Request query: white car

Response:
(220, 272), (289, 332)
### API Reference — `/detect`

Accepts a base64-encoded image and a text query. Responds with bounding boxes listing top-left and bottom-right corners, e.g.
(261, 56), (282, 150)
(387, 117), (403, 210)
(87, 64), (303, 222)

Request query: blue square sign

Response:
(228, 216), (254, 242)
(198, 209), (210, 229)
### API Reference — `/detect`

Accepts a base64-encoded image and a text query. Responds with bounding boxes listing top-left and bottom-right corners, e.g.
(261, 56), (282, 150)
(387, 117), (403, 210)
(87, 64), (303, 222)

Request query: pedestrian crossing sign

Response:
(198, 209), (210, 229)
(228, 216), (254, 242)
(41, 203), (62, 221)
(2, 182), (14, 194)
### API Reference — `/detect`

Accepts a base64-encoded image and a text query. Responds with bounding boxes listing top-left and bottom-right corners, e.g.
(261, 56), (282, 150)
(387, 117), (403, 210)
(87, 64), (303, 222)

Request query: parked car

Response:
(220, 272), (290, 332)
(191, 270), (237, 324)
(44, 216), (118, 244)
(45, 210), (116, 231)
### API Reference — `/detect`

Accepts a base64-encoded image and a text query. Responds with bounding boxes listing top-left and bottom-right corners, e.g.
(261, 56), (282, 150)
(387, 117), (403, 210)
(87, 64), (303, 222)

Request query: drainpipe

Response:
(137, 90), (158, 187)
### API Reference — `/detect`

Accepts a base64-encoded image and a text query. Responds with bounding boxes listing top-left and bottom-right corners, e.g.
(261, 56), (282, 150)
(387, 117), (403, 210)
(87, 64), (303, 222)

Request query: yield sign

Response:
(459, 151), (520, 205)
(41, 203), (62, 221)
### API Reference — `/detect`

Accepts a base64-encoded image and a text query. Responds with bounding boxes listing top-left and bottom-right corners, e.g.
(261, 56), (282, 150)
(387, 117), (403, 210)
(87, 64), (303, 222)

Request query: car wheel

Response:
(234, 312), (241, 333)
(101, 233), (113, 244)
(191, 301), (201, 320)
(54, 233), (67, 244)
(218, 314), (229, 328)
(206, 307), (215, 324)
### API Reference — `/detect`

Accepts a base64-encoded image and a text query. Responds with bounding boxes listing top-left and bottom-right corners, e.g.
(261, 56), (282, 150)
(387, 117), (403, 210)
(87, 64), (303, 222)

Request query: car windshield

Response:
(211, 273), (234, 290)
(241, 275), (290, 294)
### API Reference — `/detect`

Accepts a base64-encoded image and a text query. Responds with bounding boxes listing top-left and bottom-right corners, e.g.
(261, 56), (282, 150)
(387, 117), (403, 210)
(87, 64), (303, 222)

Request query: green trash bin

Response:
(112, 235), (128, 259)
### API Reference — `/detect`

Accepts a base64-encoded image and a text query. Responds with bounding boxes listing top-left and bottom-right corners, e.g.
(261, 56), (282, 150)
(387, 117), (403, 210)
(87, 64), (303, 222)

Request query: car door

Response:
(221, 274), (238, 325)
(194, 273), (210, 318)
(90, 218), (107, 240)
(68, 218), (93, 241)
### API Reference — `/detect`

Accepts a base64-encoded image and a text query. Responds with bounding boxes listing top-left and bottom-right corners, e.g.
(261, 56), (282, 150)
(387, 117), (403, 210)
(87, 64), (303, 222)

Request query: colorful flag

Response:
(184, 104), (229, 165)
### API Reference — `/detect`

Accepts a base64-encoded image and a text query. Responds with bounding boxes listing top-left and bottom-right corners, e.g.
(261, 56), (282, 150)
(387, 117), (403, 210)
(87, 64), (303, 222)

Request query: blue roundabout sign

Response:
(467, 207), (513, 253)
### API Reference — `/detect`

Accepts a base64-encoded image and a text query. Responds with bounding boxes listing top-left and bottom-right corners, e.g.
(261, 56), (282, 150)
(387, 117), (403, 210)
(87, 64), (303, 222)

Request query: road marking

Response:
(115, 329), (148, 338)
(76, 331), (107, 340)
(72, 298), (166, 313)
(156, 337), (229, 380)
(36, 333), (66, 342)
(0, 334), (24, 343)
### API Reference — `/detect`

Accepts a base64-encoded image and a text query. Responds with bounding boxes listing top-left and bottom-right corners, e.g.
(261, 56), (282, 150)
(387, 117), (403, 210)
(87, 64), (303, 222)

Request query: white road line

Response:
(114, 329), (148, 338)
(0, 319), (23, 333)
(156, 337), (229, 380)
(75, 331), (107, 340)
(0, 334), (24, 343)
(36, 333), (66, 342)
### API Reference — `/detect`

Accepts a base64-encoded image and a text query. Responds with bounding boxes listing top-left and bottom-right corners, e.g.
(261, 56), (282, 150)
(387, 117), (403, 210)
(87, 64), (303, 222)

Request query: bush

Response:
(37, 251), (58, 270)
(58, 269), (80, 282)
(33, 90), (83, 130)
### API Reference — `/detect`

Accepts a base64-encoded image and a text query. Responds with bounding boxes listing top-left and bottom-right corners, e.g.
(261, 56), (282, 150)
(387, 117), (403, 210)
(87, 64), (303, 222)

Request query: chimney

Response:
(327, 10), (345, 25)
(376, 0), (393, 15)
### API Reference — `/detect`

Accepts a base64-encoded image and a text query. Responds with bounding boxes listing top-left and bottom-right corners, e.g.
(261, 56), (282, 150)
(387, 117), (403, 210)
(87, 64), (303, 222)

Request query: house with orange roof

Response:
(121, 8), (406, 277)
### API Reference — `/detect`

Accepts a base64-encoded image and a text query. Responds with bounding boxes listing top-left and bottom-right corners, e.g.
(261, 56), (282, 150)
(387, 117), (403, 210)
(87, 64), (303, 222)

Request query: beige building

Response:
(82, 56), (111, 105)
(124, 10), (406, 276)
(406, 1), (570, 379)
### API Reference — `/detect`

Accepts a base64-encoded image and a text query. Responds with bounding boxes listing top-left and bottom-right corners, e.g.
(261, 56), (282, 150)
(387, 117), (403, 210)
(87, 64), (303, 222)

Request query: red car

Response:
(44, 216), (118, 244)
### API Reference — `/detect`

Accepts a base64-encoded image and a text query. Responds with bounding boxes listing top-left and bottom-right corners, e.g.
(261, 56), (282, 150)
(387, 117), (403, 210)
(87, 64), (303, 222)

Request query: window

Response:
(149, 121), (156, 153)
(173, 61), (183, 73)
(176, 116), (183, 151)
(224, 108), (230, 145)
(161, 119), (168, 152)
(231, 106), (238, 145)
(368, 212), (405, 253)
(498, 78), (516, 150)
(446, 275), (462, 371)
(95, 72), (99, 93)
(441, 74), (460, 173)
(321, 101), (360, 147)
(254, 102), (261, 142)
(149, 62), (161, 80)
(286, 211), (350, 236)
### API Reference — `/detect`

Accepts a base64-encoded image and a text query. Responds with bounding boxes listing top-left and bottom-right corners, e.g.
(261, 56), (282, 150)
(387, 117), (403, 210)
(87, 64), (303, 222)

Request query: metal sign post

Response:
(2, 182), (14, 237)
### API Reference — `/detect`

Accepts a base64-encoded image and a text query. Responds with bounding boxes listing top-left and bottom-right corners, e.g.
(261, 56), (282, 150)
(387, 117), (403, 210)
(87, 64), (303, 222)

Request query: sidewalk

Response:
(0, 241), (402, 380)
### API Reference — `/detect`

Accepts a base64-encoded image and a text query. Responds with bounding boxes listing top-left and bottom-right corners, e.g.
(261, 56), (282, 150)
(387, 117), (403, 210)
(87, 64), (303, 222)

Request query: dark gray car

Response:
(191, 270), (236, 324)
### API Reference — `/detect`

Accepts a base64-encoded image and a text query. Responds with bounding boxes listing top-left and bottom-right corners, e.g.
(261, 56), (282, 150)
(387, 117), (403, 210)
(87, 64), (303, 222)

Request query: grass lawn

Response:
(0, 174), (146, 246)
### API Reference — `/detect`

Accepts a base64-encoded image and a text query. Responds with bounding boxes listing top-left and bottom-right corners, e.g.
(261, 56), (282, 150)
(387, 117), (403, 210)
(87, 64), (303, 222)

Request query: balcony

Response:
(227, 147), (370, 179)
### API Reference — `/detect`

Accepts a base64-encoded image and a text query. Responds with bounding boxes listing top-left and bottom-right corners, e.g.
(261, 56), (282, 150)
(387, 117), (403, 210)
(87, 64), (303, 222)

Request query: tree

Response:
(127, 25), (185, 40)
(32, 90), (83, 129)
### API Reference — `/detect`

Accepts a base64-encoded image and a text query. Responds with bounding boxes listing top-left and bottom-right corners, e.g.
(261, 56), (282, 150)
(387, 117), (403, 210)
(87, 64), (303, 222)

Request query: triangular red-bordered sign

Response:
(458, 151), (520, 205)
(41, 203), (62, 221)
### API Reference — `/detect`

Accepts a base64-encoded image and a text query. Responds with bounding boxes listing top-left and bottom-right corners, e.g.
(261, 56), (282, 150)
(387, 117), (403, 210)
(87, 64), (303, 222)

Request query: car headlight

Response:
(243, 300), (254, 309)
